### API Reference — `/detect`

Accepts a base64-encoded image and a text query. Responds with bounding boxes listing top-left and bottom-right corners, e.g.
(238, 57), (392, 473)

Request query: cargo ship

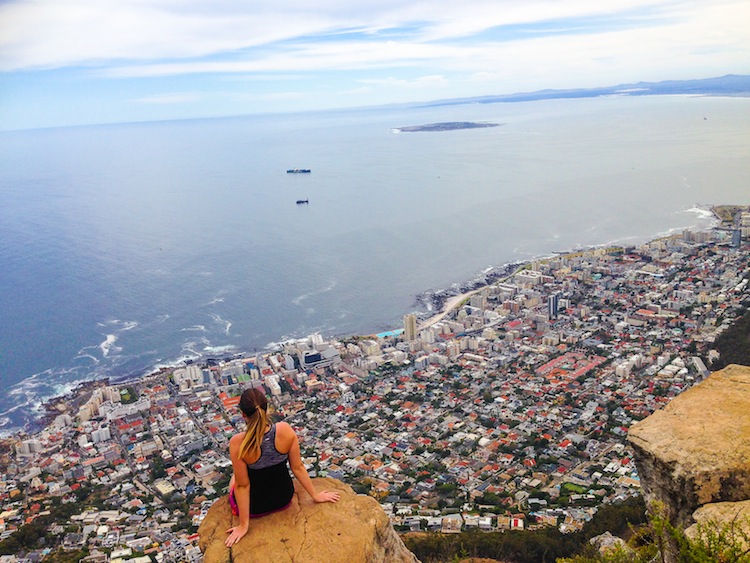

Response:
(287, 169), (311, 173)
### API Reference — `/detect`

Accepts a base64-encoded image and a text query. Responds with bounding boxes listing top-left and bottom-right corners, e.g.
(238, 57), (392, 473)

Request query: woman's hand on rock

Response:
(225, 521), (249, 547)
(314, 490), (341, 503)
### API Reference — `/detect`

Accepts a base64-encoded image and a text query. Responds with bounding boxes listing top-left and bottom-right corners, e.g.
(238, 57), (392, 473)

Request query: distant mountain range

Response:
(420, 74), (750, 108)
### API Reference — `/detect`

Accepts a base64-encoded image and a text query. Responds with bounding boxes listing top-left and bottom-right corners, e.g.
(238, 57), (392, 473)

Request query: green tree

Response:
(713, 307), (750, 368)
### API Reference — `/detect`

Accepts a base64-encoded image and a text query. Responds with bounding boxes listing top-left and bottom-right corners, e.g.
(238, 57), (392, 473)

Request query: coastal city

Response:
(1, 209), (749, 562)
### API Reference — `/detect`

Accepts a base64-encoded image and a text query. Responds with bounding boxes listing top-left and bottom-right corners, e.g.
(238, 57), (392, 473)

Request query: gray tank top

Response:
(247, 423), (289, 470)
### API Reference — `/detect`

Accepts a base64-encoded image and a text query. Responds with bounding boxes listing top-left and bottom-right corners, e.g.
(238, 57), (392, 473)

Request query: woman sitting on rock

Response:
(225, 387), (340, 547)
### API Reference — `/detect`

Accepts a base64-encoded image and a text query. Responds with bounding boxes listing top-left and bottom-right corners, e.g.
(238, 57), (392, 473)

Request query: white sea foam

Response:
(680, 204), (717, 222)
(100, 334), (118, 357)
(0, 401), (25, 417)
(202, 344), (237, 354)
(596, 234), (648, 248)
(209, 313), (232, 335)
(147, 337), (210, 372)
(77, 342), (99, 355)
(50, 381), (78, 399)
(263, 327), (333, 352)
(264, 337), (299, 351)
(292, 279), (337, 305)
(173, 355), (200, 366)
(178, 341), (200, 361)
(7, 373), (45, 399)
(181, 325), (207, 332)
(73, 353), (100, 364)
(7, 387), (25, 398)
(183, 337), (212, 355)
(2, 365), (94, 433)
(102, 319), (139, 331)
(651, 204), (718, 240)
(654, 226), (688, 239)
(151, 353), (200, 372)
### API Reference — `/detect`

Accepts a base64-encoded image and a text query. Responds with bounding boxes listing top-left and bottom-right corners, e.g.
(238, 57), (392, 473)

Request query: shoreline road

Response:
(417, 265), (525, 331)
(418, 289), (483, 331)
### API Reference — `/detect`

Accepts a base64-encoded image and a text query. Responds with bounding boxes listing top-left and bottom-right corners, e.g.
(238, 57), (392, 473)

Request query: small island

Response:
(394, 121), (501, 132)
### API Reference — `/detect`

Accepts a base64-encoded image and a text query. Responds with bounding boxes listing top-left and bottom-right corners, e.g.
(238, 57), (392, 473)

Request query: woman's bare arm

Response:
(279, 422), (340, 504)
(225, 433), (252, 547)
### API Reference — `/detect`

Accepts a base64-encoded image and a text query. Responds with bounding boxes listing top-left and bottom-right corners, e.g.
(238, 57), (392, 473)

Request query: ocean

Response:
(1, 95), (749, 433)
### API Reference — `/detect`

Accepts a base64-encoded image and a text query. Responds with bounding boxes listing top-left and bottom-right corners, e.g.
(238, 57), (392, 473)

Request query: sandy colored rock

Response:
(685, 500), (750, 549)
(628, 364), (750, 527)
(589, 531), (632, 556)
(198, 477), (420, 563)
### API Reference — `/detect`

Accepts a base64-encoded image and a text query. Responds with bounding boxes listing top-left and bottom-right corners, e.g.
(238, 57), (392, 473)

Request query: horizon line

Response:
(3, 73), (748, 133)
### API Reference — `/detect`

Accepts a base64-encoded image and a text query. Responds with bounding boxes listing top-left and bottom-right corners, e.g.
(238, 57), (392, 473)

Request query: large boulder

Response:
(685, 499), (750, 549)
(628, 364), (750, 527)
(589, 531), (632, 556)
(198, 477), (420, 563)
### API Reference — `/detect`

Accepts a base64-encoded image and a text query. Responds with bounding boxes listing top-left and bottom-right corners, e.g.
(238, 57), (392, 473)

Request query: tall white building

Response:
(174, 365), (205, 391)
(91, 426), (112, 444)
(420, 328), (436, 344)
(17, 439), (43, 455)
(404, 313), (418, 341)
(548, 293), (560, 319)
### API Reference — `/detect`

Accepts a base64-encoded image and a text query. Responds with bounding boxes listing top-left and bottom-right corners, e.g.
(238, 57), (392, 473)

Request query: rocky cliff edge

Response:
(198, 477), (420, 563)
(628, 364), (750, 532)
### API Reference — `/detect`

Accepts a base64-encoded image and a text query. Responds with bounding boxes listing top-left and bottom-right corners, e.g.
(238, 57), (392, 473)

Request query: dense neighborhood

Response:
(2, 218), (749, 561)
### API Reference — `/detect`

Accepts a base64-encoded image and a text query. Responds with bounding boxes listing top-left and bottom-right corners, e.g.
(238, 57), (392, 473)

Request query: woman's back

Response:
(246, 423), (288, 469)
(237, 421), (294, 466)
(233, 423), (295, 516)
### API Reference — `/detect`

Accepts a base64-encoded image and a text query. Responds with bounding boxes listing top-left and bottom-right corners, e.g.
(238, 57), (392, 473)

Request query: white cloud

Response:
(133, 92), (202, 104)
(359, 75), (449, 89)
(0, 0), (340, 70)
(102, 40), (458, 77)
(1, 0), (748, 77)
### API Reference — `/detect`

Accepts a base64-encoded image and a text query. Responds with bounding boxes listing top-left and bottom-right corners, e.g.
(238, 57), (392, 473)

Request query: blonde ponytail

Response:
(237, 387), (272, 461)
(238, 406), (270, 460)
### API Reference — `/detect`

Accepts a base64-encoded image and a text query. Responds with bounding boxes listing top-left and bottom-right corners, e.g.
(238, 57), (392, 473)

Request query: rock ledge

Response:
(198, 477), (419, 563)
(628, 364), (750, 528)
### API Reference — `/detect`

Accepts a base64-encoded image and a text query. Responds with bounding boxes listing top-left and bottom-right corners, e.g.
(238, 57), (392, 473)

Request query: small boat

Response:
(296, 199), (309, 204)
(287, 169), (311, 174)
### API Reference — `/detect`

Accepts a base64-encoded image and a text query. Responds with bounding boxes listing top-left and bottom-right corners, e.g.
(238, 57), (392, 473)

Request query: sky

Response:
(1, 0), (749, 130)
